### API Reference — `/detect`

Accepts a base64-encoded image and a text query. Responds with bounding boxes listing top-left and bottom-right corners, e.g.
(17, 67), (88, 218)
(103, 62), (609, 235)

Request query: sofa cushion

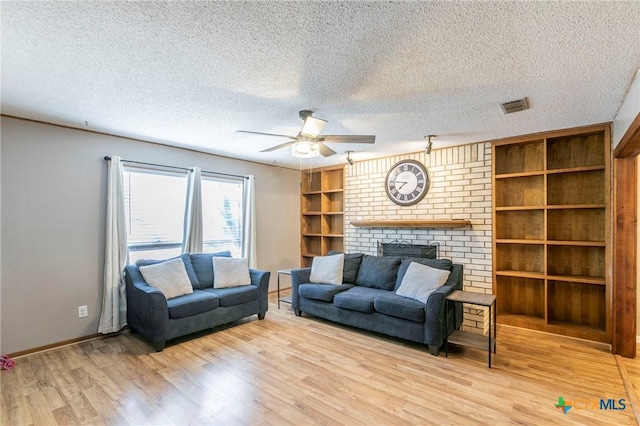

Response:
(333, 287), (390, 313)
(298, 283), (354, 302)
(136, 254), (200, 288)
(167, 290), (219, 319)
(204, 286), (258, 307)
(395, 257), (453, 290)
(310, 254), (344, 285)
(328, 251), (364, 284)
(138, 257), (194, 299)
(213, 257), (252, 288)
(374, 293), (426, 323)
(355, 255), (401, 290)
(190, 251), (232, 289)
(396, 262), (451, 303)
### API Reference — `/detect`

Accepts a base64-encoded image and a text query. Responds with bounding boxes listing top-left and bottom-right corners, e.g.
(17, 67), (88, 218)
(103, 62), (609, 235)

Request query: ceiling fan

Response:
(236, 110), (375, 157)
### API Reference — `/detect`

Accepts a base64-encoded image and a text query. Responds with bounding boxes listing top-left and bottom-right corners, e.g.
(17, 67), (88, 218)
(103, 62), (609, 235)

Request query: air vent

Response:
(500, 98), (529, 114)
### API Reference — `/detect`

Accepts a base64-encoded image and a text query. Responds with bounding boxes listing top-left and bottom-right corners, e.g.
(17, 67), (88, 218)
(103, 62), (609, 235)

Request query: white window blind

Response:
(123, 168), (187, 262)
(122, 165), (245, 263)
(201, 176), (243, 257)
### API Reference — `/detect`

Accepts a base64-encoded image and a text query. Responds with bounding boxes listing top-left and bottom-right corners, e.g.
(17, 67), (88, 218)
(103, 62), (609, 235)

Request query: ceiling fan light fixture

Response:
(300, 116), (328, 138)
(292, 141), (320, 158)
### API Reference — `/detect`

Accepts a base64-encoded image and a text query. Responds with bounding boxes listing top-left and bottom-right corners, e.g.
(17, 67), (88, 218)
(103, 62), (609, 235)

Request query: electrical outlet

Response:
(78, 305), (88, 318)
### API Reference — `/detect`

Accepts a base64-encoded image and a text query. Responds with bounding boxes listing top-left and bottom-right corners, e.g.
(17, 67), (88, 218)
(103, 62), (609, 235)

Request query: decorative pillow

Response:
(395, 262), (451, 303)
(328, 251), (364, 284)
(190, 251), (232, 289)
(213, 257), (251, 288)
(310, 254), (344, 285)
(138, 257), (194, 299)
(355, 255), (401, 290)
(395, 257), (453, 290)
(136, 254), (200, 287)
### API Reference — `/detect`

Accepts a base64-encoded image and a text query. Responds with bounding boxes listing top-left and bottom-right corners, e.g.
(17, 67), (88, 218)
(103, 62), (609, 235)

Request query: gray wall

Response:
(1, 116), (300, 354)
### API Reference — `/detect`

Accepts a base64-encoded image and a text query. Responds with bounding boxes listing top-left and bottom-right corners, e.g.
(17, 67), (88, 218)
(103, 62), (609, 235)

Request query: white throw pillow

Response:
(396, 262), (451, 303)
(213, 257), (251, 288)
(310, 254), (344, 285)
(139, 257), (194, 299)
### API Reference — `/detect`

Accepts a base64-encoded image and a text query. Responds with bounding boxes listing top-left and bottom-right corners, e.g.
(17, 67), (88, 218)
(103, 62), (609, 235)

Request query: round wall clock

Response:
(385, 159), (430, 206)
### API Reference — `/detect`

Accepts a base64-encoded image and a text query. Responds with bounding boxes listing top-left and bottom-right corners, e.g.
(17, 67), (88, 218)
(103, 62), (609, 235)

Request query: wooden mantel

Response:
(350, 219), (471, 228)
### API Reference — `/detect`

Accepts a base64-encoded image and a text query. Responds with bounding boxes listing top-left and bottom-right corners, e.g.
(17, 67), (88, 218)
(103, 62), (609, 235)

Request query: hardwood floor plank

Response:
(2, 299), (638, 425)
(24, 390), (57, 426)
(51, 405), (81, 426)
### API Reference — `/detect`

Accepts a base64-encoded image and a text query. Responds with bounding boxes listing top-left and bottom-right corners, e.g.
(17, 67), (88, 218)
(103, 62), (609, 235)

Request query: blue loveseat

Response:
(291, 254), (463, 355)
(124, 252), (270, 351)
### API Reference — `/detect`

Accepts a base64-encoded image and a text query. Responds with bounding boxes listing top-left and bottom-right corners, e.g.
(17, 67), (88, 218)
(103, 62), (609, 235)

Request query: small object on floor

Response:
(0, 355), (15, 370)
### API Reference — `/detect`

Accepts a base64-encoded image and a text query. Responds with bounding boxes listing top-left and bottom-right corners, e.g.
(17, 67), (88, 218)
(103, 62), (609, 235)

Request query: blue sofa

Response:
(291, 254), (463, 355)
(124, 252), (270, 351)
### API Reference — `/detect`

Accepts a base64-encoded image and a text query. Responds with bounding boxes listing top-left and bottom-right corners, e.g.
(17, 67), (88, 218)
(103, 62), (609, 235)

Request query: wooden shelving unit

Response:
(492, 124), (611, 343)
(300, 166), (345, 267)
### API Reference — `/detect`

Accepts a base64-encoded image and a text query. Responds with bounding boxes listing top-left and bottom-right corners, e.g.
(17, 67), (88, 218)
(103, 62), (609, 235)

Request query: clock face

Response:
(385, 160), (429, 206)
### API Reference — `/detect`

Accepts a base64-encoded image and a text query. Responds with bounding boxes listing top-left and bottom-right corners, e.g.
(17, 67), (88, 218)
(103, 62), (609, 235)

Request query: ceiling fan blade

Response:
(321, 135), (376, 144)
(300, 116), (328, 138)
(236, 130), (298, 140)
(260, 141), (296, 152)
(318, 142), (337, 157)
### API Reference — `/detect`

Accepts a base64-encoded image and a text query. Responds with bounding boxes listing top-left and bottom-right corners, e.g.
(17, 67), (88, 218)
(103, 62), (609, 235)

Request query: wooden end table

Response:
(445, 290), (497, 368)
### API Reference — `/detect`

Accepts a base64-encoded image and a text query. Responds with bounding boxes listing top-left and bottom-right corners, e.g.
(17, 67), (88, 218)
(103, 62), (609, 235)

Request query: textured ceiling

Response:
(2, 1), (639, 168)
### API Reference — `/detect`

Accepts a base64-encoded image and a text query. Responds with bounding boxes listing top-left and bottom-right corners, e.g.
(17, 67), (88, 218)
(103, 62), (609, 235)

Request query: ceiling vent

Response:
(500, 98), (529, 114)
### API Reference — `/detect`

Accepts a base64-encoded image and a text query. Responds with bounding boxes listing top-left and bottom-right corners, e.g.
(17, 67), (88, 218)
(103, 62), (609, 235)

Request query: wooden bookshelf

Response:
(300, 166), (345, 267)
(492, 124), (611, 343)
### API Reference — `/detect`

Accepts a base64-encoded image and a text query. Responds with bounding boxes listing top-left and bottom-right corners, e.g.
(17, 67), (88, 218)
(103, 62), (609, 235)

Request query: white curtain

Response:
(182, 167), (203, 254)
(242, 175), (257, 268)
(98, 156), (128, 334)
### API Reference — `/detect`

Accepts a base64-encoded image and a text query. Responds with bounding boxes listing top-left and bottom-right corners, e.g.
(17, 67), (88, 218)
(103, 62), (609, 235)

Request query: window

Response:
(123, 168), (187, 263)
(123, 166), (245, 263)
(201, 176), (244, 257)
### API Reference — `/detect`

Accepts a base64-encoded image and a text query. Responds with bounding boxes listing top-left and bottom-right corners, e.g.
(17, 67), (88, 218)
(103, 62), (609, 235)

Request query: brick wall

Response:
(344, 142), (492, 334)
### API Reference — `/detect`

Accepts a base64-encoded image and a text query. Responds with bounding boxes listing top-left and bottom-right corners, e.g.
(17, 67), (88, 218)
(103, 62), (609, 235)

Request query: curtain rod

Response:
(103, 156), (249, 180)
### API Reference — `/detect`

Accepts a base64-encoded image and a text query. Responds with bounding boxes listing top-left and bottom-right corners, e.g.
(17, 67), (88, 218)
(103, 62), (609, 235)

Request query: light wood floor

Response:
(2, 296), (640, 425)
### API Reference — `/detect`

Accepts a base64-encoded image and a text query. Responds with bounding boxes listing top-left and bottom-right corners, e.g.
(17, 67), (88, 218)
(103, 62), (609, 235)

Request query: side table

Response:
(445, 290), (497, 368)
(277, 269), (294, 309)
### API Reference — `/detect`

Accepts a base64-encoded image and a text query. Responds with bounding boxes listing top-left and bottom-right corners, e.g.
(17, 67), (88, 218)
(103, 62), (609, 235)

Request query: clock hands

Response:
(393, 180), (408, 189)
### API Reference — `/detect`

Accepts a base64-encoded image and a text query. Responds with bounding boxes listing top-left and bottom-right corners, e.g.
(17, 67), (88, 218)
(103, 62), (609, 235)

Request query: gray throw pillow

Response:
(190, 251), (232, 289)
(395, 257), (453, 290)
(136, 254), (200, 287)
(355, 255), (401, 290)
(310, 254), (344, 285)
(396, 262), (451, 303)
(212, 257), (252, 288)
(328, 251), (364, 284)
(138, 257), (194, 299)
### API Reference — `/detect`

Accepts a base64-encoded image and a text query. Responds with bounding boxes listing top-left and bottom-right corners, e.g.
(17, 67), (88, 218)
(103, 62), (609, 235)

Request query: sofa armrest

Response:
(124, 265), (170, 347)
(290, 267), (311, 310)
(250, 269), (271, 315)
(424, 264), (464, 347)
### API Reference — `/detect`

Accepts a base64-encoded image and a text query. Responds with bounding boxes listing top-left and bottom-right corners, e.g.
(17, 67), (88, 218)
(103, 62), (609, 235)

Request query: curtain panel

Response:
(242, 175), (257, 268)
(182, 167), (203, 254)
(98, 156), (128, 334)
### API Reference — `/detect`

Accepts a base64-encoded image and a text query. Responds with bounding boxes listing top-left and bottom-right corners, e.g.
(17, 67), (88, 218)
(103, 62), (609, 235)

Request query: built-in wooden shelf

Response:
(300, 166), (345, 267)
(492, 125), (610, 344)
(350, 219), (471, 228)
